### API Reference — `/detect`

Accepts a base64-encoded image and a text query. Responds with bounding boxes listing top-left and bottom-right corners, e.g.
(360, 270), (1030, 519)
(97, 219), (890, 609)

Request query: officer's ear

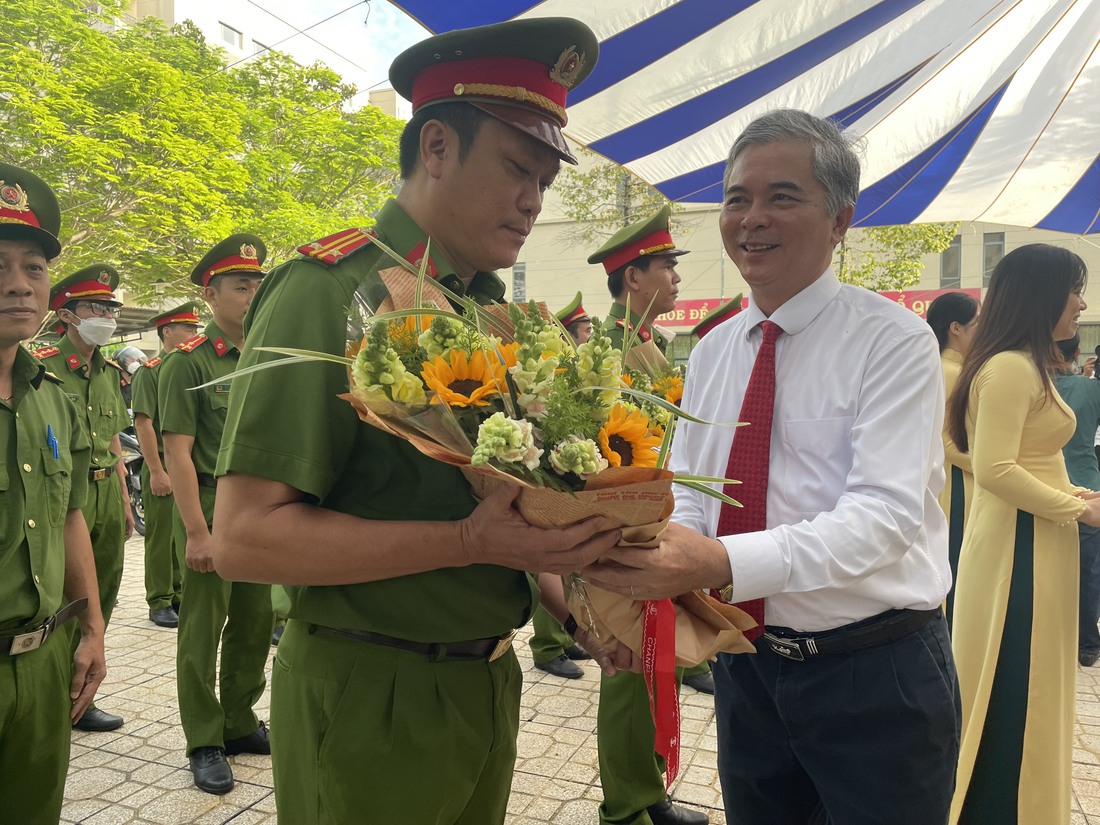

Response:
(419, 119), (453, 180)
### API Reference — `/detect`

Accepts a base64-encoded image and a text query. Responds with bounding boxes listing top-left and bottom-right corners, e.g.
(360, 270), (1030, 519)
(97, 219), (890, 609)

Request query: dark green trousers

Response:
(529, 603), (573, 664)
(174, 488), (273, 753)
(598, 668), (686, 825)
(141, 461), (181, 610)
(0, 629), (71, 825)
(271, 619), (521, 824)
(69, 474), (125, 711)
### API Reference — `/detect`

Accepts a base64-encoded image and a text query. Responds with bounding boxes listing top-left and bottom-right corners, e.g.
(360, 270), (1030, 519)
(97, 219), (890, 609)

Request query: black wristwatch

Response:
(563, 614), (579, 638)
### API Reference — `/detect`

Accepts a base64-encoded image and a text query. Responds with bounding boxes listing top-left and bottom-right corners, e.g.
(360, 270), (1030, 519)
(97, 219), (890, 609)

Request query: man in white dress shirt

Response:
(584, 109), (960, 825)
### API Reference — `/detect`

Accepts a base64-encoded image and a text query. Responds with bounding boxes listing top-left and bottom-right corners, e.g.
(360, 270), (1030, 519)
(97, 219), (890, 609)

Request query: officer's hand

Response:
(186, 530), (216, 574)
(573, 626), (642, 676)
(459, 483), (621, 575)
(123, 505), (135, 540)
(71, 637), (107, 724)
(150, 468), (173, 497)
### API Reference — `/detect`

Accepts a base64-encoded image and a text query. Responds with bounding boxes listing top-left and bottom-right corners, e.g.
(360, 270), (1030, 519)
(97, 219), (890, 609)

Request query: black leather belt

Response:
(89, 467), (109, 481)
(762, 608), (941, 662)
(197, 473), (218, 489)
(307, 624), (517, 663)
(0, 598), (88, 656)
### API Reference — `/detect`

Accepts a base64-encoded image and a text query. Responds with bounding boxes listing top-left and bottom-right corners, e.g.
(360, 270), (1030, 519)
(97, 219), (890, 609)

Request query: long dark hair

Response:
(948, 244), (1087, 452)
(926, 292), (979, 352)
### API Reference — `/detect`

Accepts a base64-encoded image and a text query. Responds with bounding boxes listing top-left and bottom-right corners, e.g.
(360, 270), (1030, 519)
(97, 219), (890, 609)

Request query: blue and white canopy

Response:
(391, 1), (1100, 233)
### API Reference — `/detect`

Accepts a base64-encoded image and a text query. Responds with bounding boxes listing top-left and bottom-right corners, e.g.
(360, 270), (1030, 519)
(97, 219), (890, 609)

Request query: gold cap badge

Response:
(240, 243), (258, 260)
(0, 181), (29, 212)
(550, 46), (585, 89)
(98, 271), (111, 284)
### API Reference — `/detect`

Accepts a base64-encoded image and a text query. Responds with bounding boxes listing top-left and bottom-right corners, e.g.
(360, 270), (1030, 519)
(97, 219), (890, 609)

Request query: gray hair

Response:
(724, 109), (861, 217)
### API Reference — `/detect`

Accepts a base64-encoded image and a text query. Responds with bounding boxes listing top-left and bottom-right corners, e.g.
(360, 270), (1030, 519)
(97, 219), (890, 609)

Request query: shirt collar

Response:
(58, 333), (104, 374)
(6, 347), (47, 409)
(202, 320), (238, 357)
(607, 301), (656, 338)
(740, 267), (841, 340)
(941, 348), (964, 365)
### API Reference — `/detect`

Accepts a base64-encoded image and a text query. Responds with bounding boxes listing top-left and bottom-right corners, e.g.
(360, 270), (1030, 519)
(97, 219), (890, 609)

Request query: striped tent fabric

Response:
(391, 0), (1100, 233)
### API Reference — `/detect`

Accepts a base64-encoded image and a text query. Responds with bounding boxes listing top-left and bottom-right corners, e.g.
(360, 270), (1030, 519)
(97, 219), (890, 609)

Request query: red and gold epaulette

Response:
(615, 318), (628, 329)
(175, 334), (207, 353)
(298, 228), (375, 265)
(32, 345), (61, 359)
(143, 356), (162, 368)
(104, 358), (124, 374)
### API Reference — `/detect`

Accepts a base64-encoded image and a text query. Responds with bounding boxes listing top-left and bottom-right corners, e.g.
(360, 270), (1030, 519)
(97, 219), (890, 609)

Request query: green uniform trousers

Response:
(598, 668), (686, 825)
(272, 619), (521, 825)
(141, 461), (181, 611)
(68, 475), (125, 710)
(0, 630), (71, 825)
(174, 488), (273, 754)
(529, 603), (573, 664)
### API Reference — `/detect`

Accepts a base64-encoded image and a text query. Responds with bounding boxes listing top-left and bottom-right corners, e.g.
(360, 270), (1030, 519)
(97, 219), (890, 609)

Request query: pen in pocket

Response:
(46, 424), (59, 460)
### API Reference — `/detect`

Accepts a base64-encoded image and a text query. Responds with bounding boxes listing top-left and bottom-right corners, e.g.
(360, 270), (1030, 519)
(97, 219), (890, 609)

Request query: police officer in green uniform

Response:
(36, 264), (134, 733)
(0, 162), (106, 825)
(591, 210), (709, 825)
(528, 292), (597, 680)
(212, 20), (635, 824)
(687, 294), (743, 343)
(131, 302), (202, 628)
(159, 237), (273, 795)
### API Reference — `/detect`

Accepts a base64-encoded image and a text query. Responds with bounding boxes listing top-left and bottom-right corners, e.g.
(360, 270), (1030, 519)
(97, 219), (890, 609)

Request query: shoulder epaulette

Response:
(104, 358), (124, 373)
(144, 356), (162, 368)
(615, 318), (628, 329)
(33, 346), (60, 359)
(298, 228), (375, 265)
(175, 334), (207, 353)
(42, 370), (63, 385)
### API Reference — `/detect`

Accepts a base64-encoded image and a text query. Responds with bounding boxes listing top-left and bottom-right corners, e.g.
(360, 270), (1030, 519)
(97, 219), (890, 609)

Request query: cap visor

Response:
(0, 225), (62, 259)
(470, 102), (577, 164)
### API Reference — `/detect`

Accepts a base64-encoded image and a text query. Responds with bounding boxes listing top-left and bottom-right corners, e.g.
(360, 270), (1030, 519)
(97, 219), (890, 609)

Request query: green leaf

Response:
(187, 354), (320, 389)
(672, 479), (743, 507)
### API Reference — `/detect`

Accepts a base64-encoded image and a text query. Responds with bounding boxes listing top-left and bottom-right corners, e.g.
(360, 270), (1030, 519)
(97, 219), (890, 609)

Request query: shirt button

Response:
(87, 405), (93, 411)
(22, 463), (31, 473)
(92, 432), (97, 437)
(34, 575), (40, 584)
(27, 519), (36, 529)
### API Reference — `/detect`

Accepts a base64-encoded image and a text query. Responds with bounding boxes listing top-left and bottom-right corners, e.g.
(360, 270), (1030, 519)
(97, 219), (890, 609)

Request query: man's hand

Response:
(149, 467), (172, 497)
(573, 625), (642, 676)
(459, 484), (622, 575)
(185, 529), (216, 573)
(1085, 354), (1097, 378)
(582, 522), (731, 601)
(70, 635), (106, 724)
(122, 499), (135, 540)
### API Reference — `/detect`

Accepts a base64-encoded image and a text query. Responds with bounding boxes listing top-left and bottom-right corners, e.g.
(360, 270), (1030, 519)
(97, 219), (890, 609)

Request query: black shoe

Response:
(149, 606), (179, 628)
(564, 643), (592, 661)
(271, 624), (284, 646)
(171, 599), (181, 613)
(189, 747), (234, 795)
(683, 670), (715, 695)
(647, 798), (709, 825)
(534, 654), (584, 679)
(1081, 651), (1099, 667)
(225, 720), (270, 756)
(73, 707), (124, 732)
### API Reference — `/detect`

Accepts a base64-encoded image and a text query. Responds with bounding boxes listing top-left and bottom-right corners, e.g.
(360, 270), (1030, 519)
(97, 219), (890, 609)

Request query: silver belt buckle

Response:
(10, 627), (46, 655)
(763, 632), (805, 661)
(489, 629), (517, 662)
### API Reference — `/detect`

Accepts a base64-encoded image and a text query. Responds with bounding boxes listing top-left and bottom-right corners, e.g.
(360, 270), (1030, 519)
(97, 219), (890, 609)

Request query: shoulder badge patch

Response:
(33, 346), (60, 359)
(105, 358), (124, 373)
(298, 227), (376, 265)
(144, 356), (162, 369)
(615, 318), (628, 329)
(176, 334), (207, 353)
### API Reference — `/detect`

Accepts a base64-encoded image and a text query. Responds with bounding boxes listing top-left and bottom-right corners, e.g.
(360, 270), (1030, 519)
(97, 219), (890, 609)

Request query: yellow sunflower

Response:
(620, 372), (634, 389)
(653, 373), (684, 405)
(422, 349), (505, 407)
(598, 403), (663, 468)
(494, 341), (521, 370)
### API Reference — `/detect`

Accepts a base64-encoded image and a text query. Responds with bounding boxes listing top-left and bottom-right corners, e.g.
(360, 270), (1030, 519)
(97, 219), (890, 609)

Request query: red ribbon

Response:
(641, 598), (680, 789)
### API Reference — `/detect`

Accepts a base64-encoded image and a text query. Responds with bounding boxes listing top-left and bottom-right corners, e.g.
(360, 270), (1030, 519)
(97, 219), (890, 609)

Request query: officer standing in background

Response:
(131, 301), (202, 628)
(0, 162), (106, 824)
(159, 237), (273, 795)
(592, 212), (710, 825)
(35, 264), (134, 733)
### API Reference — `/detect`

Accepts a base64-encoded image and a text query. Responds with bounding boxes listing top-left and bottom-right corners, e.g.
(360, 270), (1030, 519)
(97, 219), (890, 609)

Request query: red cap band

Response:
(602, 228), (678, 275)
(50, 280), (117, 311)
(0, 206), (41, 229)
(156, 311), (201, 328)
(560, 305), (589, 326)
(202, 254), (263, 288)
(412, 56), (567, 124)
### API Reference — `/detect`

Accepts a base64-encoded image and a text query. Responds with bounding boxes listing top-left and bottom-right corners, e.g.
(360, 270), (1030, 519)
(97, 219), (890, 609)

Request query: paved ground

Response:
(60, 536), (1100, 824)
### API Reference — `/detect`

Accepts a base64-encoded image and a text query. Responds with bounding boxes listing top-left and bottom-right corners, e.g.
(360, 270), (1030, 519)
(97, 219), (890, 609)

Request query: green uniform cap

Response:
(389, 17), (598, 164)
(690, 294), (744, 339)
(555, 291), (589, 326)
(49, 264), (122, 311)
(587, 204), (689, 275)
(149, 300), (203, 330)
(192, 234), (266, 287)
(0, 162), (62, 259)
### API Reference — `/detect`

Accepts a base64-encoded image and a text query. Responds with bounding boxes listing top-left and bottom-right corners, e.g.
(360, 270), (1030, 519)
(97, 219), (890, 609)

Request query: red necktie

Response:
(715, 320), (783, 641)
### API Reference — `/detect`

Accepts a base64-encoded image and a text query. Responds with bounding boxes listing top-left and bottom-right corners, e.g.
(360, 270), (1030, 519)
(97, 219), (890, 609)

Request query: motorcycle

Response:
(120, 424), (145, 536)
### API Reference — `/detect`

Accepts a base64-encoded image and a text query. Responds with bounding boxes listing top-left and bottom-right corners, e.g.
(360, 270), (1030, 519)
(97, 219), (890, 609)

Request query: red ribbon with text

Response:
(641, 598), (680, 788)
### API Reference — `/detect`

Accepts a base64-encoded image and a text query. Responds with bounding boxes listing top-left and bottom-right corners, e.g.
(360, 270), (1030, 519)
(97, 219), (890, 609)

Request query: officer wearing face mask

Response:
(33, 265), (134, 732)
(114, 346), (147, 408)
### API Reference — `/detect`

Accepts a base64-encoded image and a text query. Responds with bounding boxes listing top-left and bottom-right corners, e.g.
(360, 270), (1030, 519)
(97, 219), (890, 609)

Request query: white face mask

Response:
(73, 316), (117, 347)
(126, 360), (141, 375)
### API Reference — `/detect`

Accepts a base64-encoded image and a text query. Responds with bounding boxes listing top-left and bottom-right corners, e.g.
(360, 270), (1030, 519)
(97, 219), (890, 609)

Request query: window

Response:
(219, 22), (243, 49)
(252, 40), (268, 55)
(512, 262), (526, 302)
(983, 232), (1004, 288)
(940, 234), (962, 289)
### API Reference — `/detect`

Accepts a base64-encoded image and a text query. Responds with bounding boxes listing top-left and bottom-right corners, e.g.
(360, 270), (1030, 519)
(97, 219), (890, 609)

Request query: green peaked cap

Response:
(0, 162), (62, 259)
(587, 204), (689, 274)
(50, 264), (122, 311)
(191, 234), (266, 287)
(690, 294), (744, 339)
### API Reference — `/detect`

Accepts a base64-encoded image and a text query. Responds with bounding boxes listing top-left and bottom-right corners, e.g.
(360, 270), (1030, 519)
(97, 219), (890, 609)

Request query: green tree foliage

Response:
(836, 223), (961, 291)
(0, 0), (402, 301)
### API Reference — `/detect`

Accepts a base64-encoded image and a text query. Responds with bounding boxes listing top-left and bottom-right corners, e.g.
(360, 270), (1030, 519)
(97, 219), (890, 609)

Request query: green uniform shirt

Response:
(217, 198), (534, 642)
(34, 335), (126, 473)
(131, 356), (165, 455)
(604, 302), (669, 355)
(0, 347), (91, 632)
(1054, 372), (1100, 491)
(158, 321), (238, 477)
